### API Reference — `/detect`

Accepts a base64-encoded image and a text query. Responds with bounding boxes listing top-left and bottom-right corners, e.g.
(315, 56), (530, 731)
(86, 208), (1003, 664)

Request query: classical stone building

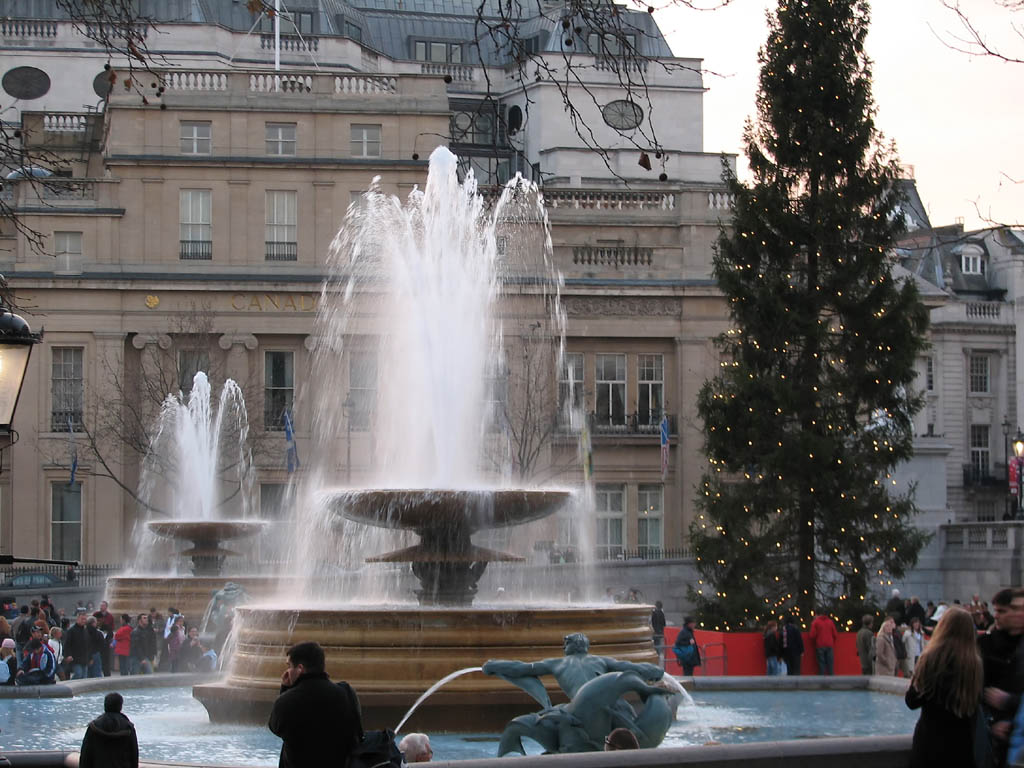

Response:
(0, 2), (732, 571)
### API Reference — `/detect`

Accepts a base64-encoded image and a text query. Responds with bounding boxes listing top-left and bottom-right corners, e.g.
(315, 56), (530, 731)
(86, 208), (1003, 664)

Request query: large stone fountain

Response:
(188, 147), (658, 730)
(192, 488), (658, 730)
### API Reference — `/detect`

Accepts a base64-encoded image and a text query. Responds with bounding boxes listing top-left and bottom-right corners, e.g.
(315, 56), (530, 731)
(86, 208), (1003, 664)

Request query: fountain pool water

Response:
(0, 687), (919, 765)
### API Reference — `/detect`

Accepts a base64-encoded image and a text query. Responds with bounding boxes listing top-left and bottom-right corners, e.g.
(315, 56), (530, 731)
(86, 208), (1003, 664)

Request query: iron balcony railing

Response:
(265, 241), (298, 261)
(179, 240), (212, 260)
(590, 412), (677, 436)
(963, 463), (1006, 488)
(594, 547), (692, 561)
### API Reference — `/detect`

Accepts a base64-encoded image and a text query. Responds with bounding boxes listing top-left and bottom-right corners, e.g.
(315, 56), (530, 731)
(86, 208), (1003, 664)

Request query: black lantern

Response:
(0, 303), (41, 433)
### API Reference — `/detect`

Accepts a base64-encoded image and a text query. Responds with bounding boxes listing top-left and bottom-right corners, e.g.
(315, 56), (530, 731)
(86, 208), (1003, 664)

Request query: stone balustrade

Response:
(965, 301), (1002, 319)
(0, 18), (58, 38)
(0, 178), (116, 206)
(154, 69), (403, 98)
(545, 189), (676, 211)
(943, 521), (1023, 551)
(572, 245), (654, 268)
(420, 62), (477, 82)
(42, 113), (89, 133)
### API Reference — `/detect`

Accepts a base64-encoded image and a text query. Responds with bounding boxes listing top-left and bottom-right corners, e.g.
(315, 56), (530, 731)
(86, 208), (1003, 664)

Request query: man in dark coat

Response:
(130, 613), (157, 673)
(63, 611), (92, 679)
(650, 601), (666, 667)
(79, 691), (139, 768)
(672, 617), (701, 676)
(268, 641), (363, 768)
(781, 615), (804, 676)
(980, 587), (1024, 762)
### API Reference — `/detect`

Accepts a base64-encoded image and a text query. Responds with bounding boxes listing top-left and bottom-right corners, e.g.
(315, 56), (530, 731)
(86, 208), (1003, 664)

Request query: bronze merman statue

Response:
(482, 632), (672, 755)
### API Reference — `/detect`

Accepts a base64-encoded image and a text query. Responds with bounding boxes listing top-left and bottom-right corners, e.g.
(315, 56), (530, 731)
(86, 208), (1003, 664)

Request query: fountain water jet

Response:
(193, 148), (659, 729)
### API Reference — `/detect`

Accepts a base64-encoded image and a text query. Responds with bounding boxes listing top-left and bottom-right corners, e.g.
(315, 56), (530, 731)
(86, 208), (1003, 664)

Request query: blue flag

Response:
(283, 409), (299, 473)
(660, 414), (670, 480)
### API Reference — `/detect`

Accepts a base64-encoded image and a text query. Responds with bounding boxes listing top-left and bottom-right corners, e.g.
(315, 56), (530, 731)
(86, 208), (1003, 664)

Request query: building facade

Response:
(0, 2), (733, 568)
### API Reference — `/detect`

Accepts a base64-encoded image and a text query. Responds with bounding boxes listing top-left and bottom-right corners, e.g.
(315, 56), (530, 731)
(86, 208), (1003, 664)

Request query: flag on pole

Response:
(660, 414), (670, 480)
(67, 415), (78, 486)
(283, 409), (299, 473)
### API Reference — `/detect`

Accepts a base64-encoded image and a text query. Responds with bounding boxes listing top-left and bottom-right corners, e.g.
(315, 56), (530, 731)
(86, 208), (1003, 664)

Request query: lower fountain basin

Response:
(193, 603), (657, 731)
(105, 576), (300, 621)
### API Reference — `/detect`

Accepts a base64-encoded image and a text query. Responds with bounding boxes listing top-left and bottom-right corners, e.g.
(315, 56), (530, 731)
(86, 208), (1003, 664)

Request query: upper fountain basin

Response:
(324, 488), (572, 532)
(146, 520), (268, 542)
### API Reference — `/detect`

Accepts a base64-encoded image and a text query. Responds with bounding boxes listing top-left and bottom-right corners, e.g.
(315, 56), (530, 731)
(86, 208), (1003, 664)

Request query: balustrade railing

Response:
(420, 63), (476, 82)
(42, 113), (89, 133)
(1, 18), (58, 37)
(260, 34), (319, 52)
(161, 71), (229, 92)
(545, 190), (676, 211)
(708, 191), (734, 210)
(572, 245), (653, 268)
(335, 74), (397, 94)
(943, 522), (1024, 552)
(965, 302), (1002, 319)
(265, 241), (298, 261)
(1, 179), (102, 204)
(593, 56), (649, 73)
(180, 241), (213, 260)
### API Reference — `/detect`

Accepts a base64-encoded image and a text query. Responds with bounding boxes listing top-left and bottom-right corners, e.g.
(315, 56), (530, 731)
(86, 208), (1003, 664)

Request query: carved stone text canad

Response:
(561, 296), (681, 318)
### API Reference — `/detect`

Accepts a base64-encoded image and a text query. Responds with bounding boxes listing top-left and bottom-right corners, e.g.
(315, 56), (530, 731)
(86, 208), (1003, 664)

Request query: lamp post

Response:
(1014, 431), (1024, 520)
(1005, 419), (1013, 520)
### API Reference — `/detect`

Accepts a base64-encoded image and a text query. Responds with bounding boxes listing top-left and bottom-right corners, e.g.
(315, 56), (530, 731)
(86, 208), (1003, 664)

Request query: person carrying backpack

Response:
(673, 617), (701, 676)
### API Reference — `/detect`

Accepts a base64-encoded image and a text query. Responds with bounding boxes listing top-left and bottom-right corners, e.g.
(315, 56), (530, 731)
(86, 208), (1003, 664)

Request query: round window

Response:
(601, 99), (643, 130)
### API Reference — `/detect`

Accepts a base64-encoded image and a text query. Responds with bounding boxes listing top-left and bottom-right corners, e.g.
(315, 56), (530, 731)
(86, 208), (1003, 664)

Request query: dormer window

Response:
(961, 245), (986, 275)
(414, 41), (462, 64)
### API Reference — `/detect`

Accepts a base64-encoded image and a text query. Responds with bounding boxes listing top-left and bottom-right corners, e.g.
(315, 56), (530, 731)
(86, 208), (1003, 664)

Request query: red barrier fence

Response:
(663, 627), (864, 676)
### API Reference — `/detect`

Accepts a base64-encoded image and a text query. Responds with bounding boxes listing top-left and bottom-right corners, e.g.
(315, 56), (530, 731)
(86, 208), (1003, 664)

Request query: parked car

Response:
(0, 572), (67, 590)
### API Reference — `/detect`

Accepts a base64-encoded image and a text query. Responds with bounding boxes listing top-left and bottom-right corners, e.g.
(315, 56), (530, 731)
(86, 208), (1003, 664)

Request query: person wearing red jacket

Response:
(113, 614), (133, 676)
(810, 610), (838, 675)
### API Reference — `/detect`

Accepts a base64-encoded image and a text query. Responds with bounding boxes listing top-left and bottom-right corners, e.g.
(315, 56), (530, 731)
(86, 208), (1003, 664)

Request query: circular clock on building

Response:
(601, 99), (643, 130)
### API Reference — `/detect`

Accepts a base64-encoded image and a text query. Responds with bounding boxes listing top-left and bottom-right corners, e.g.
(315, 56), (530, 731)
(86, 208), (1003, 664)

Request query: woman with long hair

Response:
(874, 617), (897, 676)
(905, 606), (983, 767)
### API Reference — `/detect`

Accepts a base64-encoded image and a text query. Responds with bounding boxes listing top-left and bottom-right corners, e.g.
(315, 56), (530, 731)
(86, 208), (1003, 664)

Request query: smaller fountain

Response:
(105, 373), (288, 618)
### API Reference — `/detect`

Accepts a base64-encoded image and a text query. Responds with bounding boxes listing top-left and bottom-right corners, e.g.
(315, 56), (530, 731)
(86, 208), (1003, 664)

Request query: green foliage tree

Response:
(689, 0), (930, 630)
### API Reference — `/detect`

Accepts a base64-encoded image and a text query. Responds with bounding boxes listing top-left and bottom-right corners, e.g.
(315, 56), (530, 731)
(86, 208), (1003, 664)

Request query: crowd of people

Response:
(0, 597), (217, 685)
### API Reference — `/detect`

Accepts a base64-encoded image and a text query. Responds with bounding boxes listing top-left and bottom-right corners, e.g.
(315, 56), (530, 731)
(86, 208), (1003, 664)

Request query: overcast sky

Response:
(657, 0), (1023, 230)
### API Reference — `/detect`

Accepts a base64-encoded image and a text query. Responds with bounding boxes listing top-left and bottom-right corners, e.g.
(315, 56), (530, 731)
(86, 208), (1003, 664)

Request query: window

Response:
(51, 347), (83, 432)
(587, 32), (636, 55)
(484, 358), (508, 432)
(52, 482), (81, 562)
(259, 10), (313, 35)
(344, 21), (362, 41)
(558, 353), (584, 423)
(637, 354), (663, 428)
(637, 484), (663, 556)
(414, 41), (461, 63)
(266, 123), (297, 156)
(925, 356), (934, 392)
(348, 350), (377, 431)
(455, 156), (511, 186)
(595, 354), (626, 427)
(970, 424), (990, 479)
(961, 246), (986, 276)
(264, 351), (294, 431)
(450, 110), (496, 146)
(595, 484), (624, 559)
(266, 190), (297, 261)
(180, 189), (212, 260)
(351, 124), (381, 159)
(178, 349), (210, 397)
(969, 354), (990, 394)
(54, 231), (82, 272)
(180, 121), (211, 155)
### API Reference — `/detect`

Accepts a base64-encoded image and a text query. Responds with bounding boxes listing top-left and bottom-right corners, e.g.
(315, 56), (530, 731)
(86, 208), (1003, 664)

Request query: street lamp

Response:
(0, 300), (42, 435)
(1004, 419), (1013, 520)
(1014, 430), (1024, 520)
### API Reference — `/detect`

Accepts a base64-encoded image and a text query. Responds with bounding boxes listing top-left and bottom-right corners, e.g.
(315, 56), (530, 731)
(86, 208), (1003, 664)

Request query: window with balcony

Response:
(348, 349), (377, 431)
(351, 124), (381, 159)
(969, 354), (990, 394)
(637, 354), (663, 428)
(595, 353), (626, 427)
(595, 484), (624, 559)
(265, 190), (297, 261)
(180, 121), (211, 155)
(52, 482), (81, 562)
(558, 352), (584, 424)
(264, 351), (294, 431)
(54, 231), (82, 273)
(51, 347), (83, 432)
(637, 484), (663, 556)
(180, 189), (212, 259)
(266, 122), (297, 156)
(970, 424), (990, 481)
(178, 349), (210, 397)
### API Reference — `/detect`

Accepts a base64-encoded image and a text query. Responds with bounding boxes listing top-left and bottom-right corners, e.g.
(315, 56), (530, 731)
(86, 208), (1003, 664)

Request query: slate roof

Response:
(0, 0), (674, 63)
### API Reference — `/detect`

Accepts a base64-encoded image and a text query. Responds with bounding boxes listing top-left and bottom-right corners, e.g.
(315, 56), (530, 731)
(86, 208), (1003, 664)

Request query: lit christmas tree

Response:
(690, 0), (930, 630)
